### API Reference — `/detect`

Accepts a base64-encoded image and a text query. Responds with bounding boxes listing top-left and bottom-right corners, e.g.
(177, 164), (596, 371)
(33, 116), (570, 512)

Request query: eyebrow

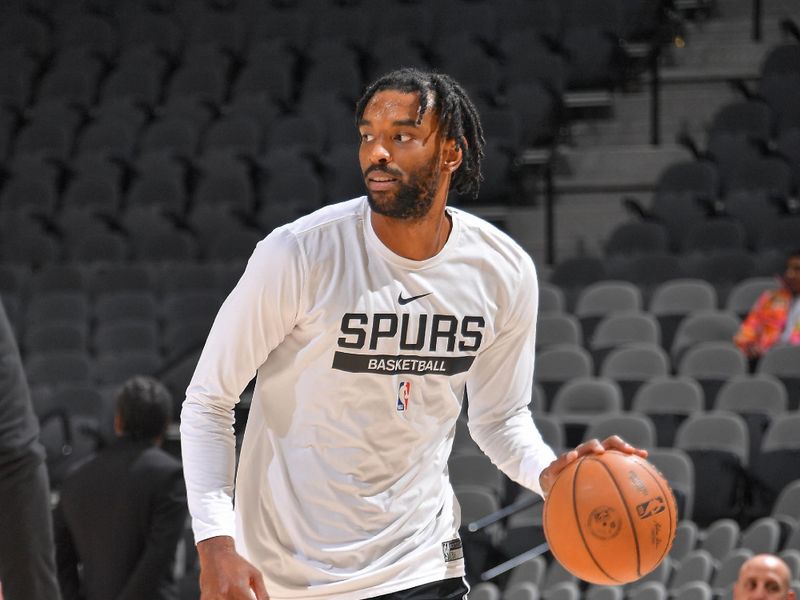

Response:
(358, 118), (420, 127)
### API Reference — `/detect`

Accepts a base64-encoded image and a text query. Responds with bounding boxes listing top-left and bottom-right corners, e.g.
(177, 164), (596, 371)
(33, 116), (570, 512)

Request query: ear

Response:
(113, 412), (124, 437)
(441, 138), (463, 173)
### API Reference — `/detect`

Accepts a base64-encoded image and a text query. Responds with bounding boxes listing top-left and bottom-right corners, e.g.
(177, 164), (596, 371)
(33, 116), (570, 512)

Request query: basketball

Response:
(542, 450), (677, 585)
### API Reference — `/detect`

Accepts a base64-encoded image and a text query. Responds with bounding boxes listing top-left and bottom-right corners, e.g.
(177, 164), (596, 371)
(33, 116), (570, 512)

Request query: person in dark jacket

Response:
(54, 376), (187, 600)
(0, 297), (62, 600)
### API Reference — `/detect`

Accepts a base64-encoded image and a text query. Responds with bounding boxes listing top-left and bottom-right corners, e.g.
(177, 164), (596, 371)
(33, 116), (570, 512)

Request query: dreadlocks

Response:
(355, 68), (485, 200)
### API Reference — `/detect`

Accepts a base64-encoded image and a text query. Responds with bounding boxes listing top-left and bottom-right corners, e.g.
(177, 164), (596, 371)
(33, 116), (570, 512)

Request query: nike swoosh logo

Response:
(398, 292), (432, 305)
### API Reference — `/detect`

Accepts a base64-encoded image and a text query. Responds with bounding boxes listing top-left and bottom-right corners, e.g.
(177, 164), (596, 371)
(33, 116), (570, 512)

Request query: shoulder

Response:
(138, 445), (183, 474)
(248, 198), (365, 265)
(282, 197), (365, 236)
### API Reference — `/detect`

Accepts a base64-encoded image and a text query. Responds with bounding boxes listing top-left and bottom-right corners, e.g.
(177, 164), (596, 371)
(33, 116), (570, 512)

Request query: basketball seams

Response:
(587, 456), (643, 580)
(634, 459), (678, 568)
(572, 458), (623, 584)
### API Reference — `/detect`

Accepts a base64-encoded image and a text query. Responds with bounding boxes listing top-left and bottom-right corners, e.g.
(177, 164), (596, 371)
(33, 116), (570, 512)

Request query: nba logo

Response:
(397, 381), (410, 412)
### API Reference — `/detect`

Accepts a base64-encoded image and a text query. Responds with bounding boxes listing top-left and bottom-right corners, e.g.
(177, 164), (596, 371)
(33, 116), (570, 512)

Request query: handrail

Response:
(480, 543), (551, 581)
(466, 494), (542, 533)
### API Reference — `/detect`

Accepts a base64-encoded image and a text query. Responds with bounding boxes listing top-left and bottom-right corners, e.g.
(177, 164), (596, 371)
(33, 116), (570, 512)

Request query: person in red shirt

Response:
(734, 249), (800, 359)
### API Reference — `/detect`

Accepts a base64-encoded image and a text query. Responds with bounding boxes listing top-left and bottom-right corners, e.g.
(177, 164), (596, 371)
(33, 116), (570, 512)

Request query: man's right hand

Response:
(197, 536), (269, 600)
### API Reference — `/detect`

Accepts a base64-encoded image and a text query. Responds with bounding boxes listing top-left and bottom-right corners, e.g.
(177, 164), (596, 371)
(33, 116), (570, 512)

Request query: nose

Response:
(368, 137), (391, 164)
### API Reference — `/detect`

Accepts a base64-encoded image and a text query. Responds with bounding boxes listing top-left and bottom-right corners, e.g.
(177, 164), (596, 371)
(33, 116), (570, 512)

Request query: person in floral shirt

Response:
(734, 249), (800, 359)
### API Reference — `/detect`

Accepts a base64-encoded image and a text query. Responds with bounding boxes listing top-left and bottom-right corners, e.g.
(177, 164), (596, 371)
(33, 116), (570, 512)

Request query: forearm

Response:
(180, 396), (238, 541)
(469, 406), (556, 496)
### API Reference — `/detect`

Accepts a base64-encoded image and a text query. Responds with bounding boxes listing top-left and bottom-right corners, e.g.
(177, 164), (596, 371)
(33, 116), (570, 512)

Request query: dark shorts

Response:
(369, 577), (470, 600)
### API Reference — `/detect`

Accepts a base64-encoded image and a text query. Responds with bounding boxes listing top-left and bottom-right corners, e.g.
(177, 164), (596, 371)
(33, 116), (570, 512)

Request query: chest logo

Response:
(397, 381), (411, 411)
(398, 291), (432, 305)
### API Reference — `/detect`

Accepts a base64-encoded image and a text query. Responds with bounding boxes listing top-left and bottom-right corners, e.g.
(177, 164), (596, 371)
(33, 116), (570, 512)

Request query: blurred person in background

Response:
(734, 248), (800, 360)
(733, 554), (796, 600)
(54, 376), (187, 600)
(0, 297), (62, 600)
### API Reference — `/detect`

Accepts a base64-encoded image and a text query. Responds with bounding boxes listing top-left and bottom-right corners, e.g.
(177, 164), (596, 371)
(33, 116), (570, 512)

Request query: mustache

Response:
(364, 165), (404, 179)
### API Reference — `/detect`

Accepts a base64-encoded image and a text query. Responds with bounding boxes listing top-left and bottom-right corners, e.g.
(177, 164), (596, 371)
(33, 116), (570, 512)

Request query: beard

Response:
(365, 160), (439, 220)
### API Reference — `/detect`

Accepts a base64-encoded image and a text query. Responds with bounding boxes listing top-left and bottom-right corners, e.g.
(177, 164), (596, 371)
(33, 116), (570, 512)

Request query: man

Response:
(181, 68), (646, 599)
(54, 376), (187, 600)
(734, 248), (800, 359)
(733, 554), (796, 600)
(0, 297), (62, 600)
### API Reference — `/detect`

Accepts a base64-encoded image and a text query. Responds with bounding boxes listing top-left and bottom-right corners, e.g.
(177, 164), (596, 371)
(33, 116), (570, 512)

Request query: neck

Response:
(370, 198), (452, 260)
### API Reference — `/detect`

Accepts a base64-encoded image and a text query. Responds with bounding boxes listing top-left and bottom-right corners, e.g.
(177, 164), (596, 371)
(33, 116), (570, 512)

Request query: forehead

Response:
(787, 256), (800, 267)
(742, 560), (788, 584)
(361, 89), (437, 127)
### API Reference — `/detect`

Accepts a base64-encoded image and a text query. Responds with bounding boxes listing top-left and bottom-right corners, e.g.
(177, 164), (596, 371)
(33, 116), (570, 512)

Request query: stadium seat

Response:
(93, 350), (161, 386)
(669, 520), (699, 563)
(599, 343), (670, 409)
(623, 556), (673, 595)
(649, 279), (718, 352)
(681, 219), (747, 255)
(632, 376), (704, 447)
(715, 374), (787, 467)
(538, 282), (566, 314)
(533, 414), (564, 453)
(670, 310), (742, 365)
(94, 319), (160, 356)
(669, 551), (716, 594)
(25, 351), (93, 386)
(687, 250), (757, 305)
(675, 412), (750, 525)
(711, 548), (753, 598)
(25, 292), (90, 330)
(740, 517), (782, 555)
(677, 342), (748, 409)
(448, 453), (508, 503)
(506, 581), (542, 600)
(533, 344), (593, 409)
(549, 256), (608, 311)
(772, 479), (800, 524)
(699, 518), (741, 562)
(779, 549), (800, 582)
(550, 377), (622, 446)
(535, 314), (583, 350)
(750, 414), (800, 517)
(582, 412), (656, 449)
(589, 311), (660, 368)
(585, 585), (623, 600)
(94, 291), (158, 324)
(725, 277), (776, 318)
(575, 280), (643, 341)
(626, 581), (667, 600)
(604, 221), (670, 258)
(90, 264), (157, 296)
(505, 555), (547, 590)
(23, 320), (88, 357)
(756, 345), (800, 410)
(469, 582), (501, 600)
(647, 448), (695, 522)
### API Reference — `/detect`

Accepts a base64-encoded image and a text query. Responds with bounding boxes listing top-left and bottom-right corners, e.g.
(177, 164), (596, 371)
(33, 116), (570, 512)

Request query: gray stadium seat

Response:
(675, 412), (749, 525)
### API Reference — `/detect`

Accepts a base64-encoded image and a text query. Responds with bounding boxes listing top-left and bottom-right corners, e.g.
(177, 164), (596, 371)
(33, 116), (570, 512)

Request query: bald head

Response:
(733, 554), (795, 600)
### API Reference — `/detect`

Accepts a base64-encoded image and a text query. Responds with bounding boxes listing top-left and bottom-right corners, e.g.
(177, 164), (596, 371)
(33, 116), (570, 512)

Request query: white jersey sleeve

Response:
(180, 228), (304, 542)
(466, 253), (556, 496)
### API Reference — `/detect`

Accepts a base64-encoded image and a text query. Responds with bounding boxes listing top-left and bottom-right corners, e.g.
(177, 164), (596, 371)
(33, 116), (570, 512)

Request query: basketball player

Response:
(733, 554), (796, 600)
(181, 69), (646, 600)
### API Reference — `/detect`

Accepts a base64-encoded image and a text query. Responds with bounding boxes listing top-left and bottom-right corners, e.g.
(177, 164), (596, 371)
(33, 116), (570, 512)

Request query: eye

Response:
(360, 132), (373, 142)
(395, 133), (412, 142)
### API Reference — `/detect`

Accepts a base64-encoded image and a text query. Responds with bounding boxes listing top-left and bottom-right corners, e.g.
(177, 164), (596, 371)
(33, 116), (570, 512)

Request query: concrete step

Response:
(566, 81), (743, 147)
(551, 144), (693, 192)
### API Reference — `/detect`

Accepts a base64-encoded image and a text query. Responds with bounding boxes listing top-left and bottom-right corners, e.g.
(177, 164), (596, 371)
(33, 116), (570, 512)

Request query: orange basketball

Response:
(542, 450), (677, 585)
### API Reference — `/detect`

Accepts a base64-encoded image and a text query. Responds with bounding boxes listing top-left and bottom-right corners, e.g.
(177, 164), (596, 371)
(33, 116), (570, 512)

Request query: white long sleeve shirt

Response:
(180, 197), (556, 599)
